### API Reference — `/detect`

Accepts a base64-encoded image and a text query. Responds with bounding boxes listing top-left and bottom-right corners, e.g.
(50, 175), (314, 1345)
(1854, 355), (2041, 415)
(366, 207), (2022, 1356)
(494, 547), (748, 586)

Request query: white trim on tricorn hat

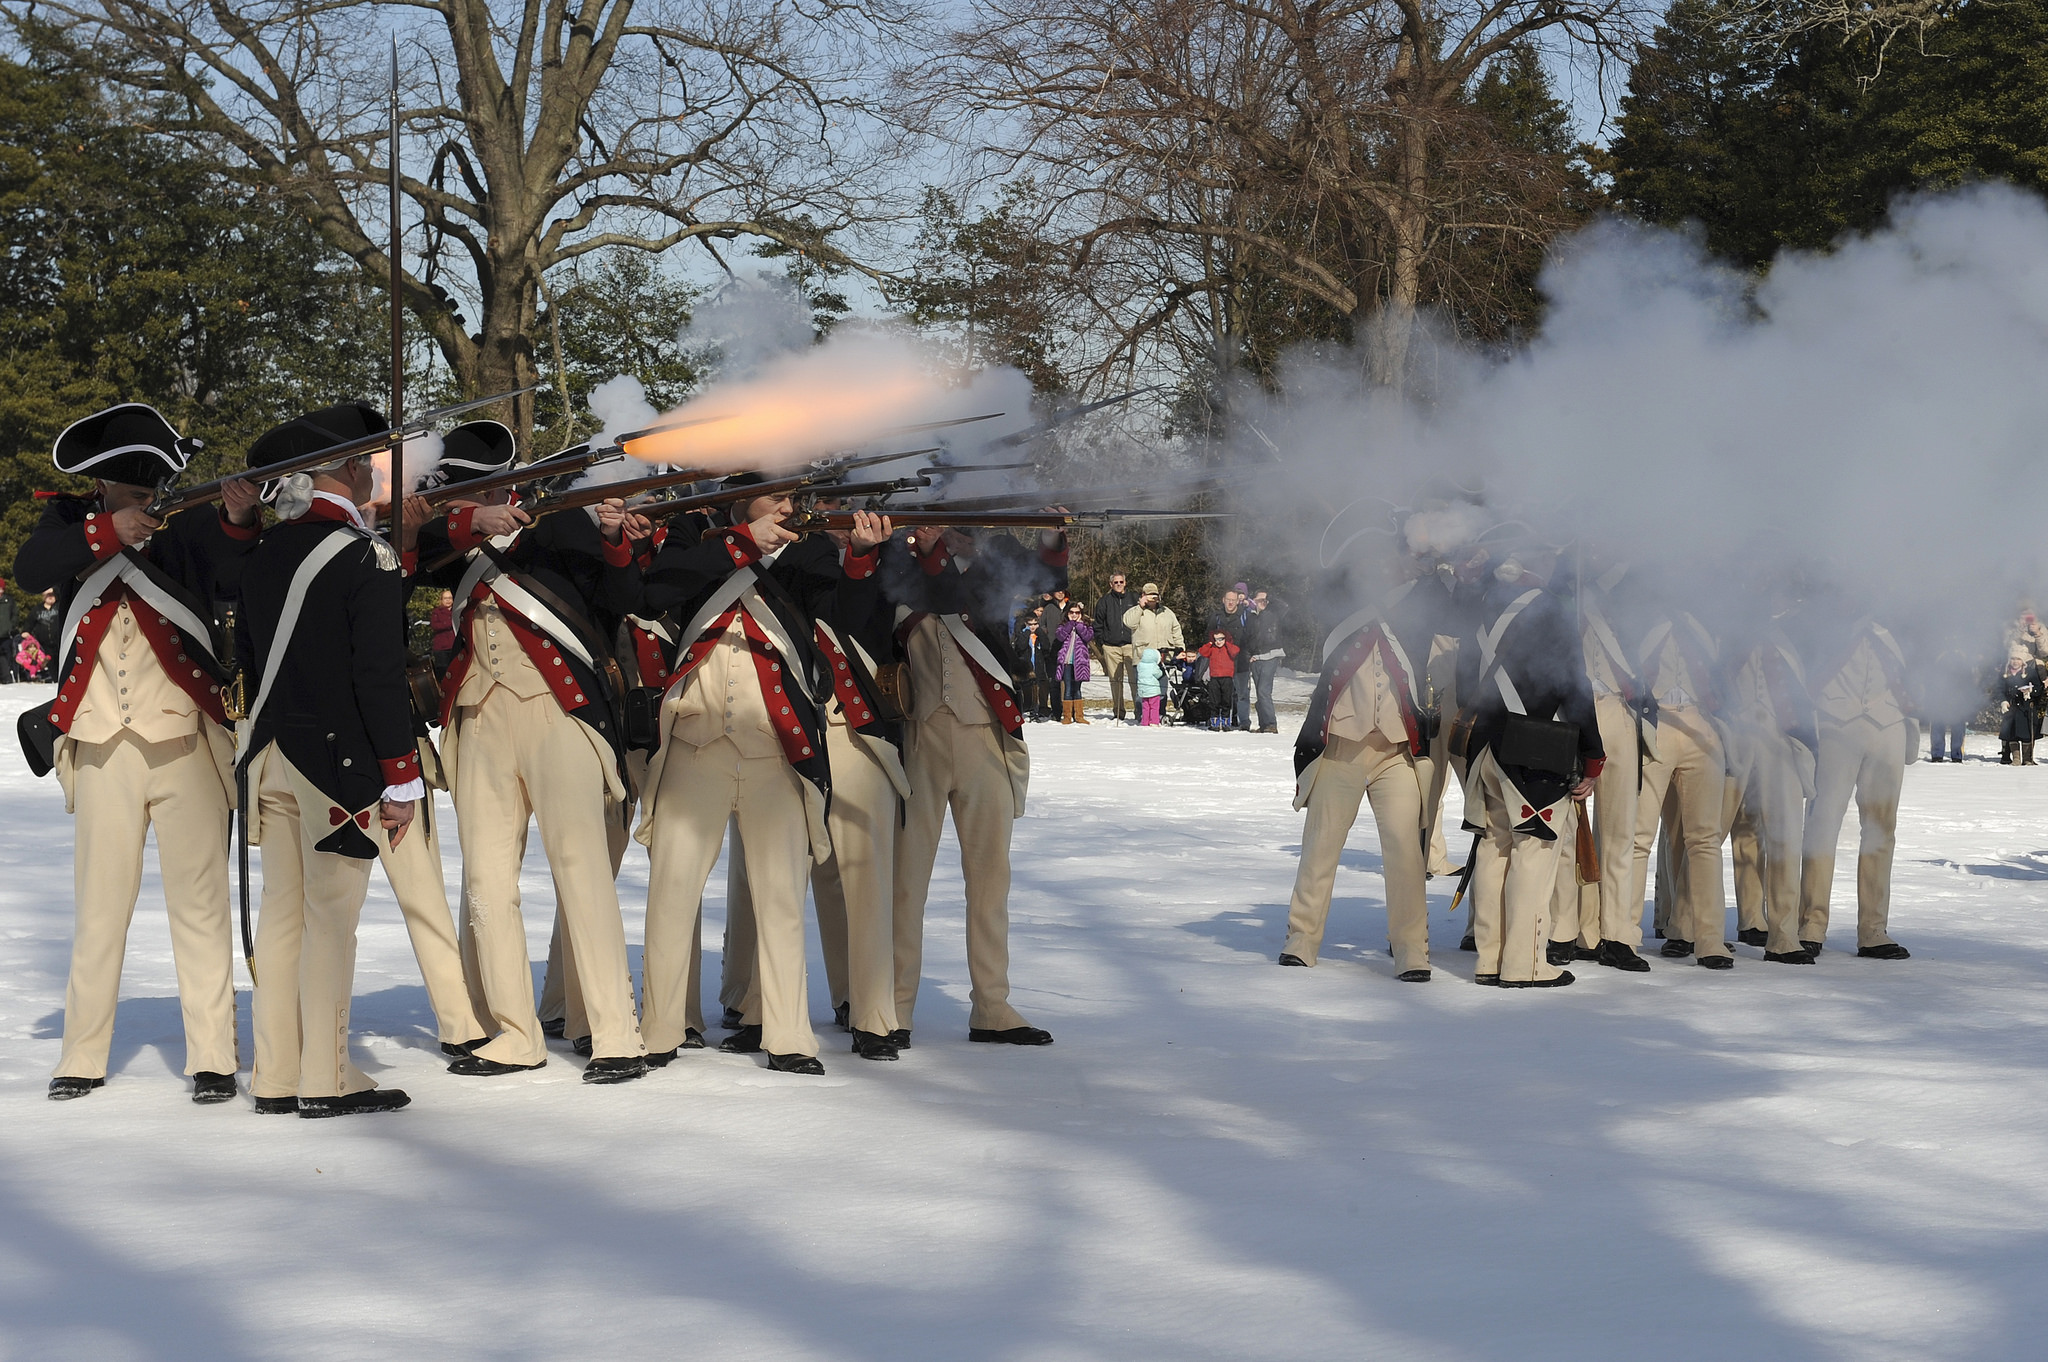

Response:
(52, 404), (198, 487)
(417, 420), (515, 491)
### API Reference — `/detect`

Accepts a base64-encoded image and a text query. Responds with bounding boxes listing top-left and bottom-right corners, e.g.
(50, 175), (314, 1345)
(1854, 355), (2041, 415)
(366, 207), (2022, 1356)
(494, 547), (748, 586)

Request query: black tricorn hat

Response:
(719, 470), (769, 494)
(249, 403), (388, 471)
(53, 404), (197, 487)
(421, 420), (517, 491)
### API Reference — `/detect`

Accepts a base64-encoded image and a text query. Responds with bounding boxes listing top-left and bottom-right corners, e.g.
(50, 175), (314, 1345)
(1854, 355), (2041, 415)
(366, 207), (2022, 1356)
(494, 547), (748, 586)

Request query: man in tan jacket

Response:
(15, 405), (258, 1103)
(1797, 611), (1915, 959)
(1123, 584), (1185, 656)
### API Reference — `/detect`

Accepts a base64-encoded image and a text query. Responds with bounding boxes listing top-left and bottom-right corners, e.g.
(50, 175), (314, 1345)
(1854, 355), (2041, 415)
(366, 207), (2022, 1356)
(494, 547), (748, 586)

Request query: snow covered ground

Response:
(2, 678), (2046, 1362)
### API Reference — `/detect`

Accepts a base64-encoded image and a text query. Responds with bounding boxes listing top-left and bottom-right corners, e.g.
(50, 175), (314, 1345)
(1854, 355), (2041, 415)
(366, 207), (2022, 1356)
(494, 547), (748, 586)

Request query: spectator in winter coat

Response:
(1055, 602), (1095, 724)
(1999, 651), (2045, 764)
(16, 631), (51, 681)
(1136, 647), (1164, 726)
(1124, 583), (1185, 654)
(1012, 613), (1057, 721)
(430, 589), (457, 674)
(30, 587), (59, 658)
(0, 582), (16, 682)
(1210, 590), (1254, 729)
(1243, 589), (1288, 733)
(1195, 631), (1241, 731)
(1093, 571), (1139, 722)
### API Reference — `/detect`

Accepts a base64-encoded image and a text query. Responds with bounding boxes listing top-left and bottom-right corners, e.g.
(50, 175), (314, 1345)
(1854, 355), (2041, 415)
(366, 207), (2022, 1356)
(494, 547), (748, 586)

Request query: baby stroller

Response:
(1166, 653), (1211, 726)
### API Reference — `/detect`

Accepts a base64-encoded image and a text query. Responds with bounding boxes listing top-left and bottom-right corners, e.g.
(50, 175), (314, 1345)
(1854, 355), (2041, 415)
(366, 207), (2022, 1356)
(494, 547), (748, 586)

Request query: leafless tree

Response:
(29, 0), (919, 433)
(913, 0), (1648, 390)
(1737, 0), (1961, 77)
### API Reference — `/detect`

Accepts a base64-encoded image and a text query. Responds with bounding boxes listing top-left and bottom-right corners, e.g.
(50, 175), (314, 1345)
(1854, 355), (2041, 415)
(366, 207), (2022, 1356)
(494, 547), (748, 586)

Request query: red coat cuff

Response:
(916, 536), (951, 575)
(1038, 532), (1069, 567)
(400, 548), (419, 576)
(82, 513), (123, 562)
(842, 545), (880, 580)
(218, 509), (261, 541)
(447, 504), (484, 552)
(1582, 757), (1605, 780)
(719, 525), (765, 568)
(379, 751), (423, 787)
(601, 534), (635, 567)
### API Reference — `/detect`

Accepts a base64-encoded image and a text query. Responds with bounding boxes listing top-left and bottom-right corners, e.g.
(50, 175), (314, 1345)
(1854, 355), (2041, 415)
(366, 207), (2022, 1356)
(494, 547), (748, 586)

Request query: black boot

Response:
(681, 1028), (706, 1049)
(1597, 940), (1652, 972)
(1696, 953), (1735, 971)
(851, 1030), (901, 1060)
(1546, 940), (1576, 967)
(969, 1026), (1055, 1045)
(1661, 938), (1694, 958)
(768, 1053), (826, 1075)
(581, 1056), (648, 1084)
(644, 1048), (679, 1068)
(1737, 927), (1769, 948)
(719, 1006), (745, 1031)
(1277, 953), (1308, 966)
(192, 1071), (237, 1104)
(1765, 949), (1816, 964)
(1802, 939), (1825, 956)
(887, 1028), (912, 1049)
(833, 1001), (851, 1032)
(1395, 969), (1431, 983)
(448, 1055), (546, 1076)
(1857, 942), (1912, 960)
(570, 1035), (592, 1057)
(440, 1038), (486, 1058)
(1459, 934), (1478, 952)
(253, 1096), (297, 1115)
(719, 1024), (764, 1054)
(299, 1088), (411, 1118)
(47, 1076), (104, 1101)
(1499, 971), (1575, 989)
(540, 1016), (567, 1039)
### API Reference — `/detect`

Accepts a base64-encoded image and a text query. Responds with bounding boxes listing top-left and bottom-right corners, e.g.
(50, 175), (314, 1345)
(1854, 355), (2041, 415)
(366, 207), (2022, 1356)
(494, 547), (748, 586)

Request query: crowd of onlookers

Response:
(1007, 573), (1291, 730)
(0, 583), (61, 683)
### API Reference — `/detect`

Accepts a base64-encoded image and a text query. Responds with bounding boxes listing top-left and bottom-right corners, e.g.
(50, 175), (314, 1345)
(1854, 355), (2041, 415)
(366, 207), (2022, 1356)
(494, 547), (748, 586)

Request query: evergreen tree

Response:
(1, 33), (383, 605)
(1611, 0), (2048, 269)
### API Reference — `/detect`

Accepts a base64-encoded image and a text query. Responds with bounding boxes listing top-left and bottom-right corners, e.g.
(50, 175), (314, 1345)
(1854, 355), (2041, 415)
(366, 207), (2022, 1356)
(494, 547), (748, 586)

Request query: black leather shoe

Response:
(47, 1077), (103, 1101)
(1459, 934), (1478, 952)
(1598, 941), (1651, 972)
(582, 1056), (647, 1085)
(253, 1096), (297, 1115)
(1396, 969), (1431, 983)
(1857, 943), (1912, 960)
(719, 1025), (764, 1054)
(448, 1055), (546, 1076)
(192, 1071), (237, 1104)
(833, 1001), (851, 1032)
(1277, 953), (1308, 967)
(719, 1006), (745, 1031)
(851, 1030), (901, 1060)
(768, 1053), (826, 1075)
(440, 1038), (485, 1058)
(887, 1029), (912, 1049)
(1473, 974), (1501, 986)
(540, 1016), (567, 1039)
(644, 1048), (679, 1069)
(1546, 940), (1576, 967)
(1574, 943), (1603, 961)
(1697, 954), (1735, 971)
(1802, 940), (1825, 956)
(1765, 949), (1815, 964)
(1661, 939), (1694, 958)
(970, 1026), (1055, 1045)
(1500, 970), (1575, 989)
(681, 1028), (706, 1050)
(299, 1089), (411, 1118)
(570, 1035), (592, 1058)
(1737, 927), (1769, 948)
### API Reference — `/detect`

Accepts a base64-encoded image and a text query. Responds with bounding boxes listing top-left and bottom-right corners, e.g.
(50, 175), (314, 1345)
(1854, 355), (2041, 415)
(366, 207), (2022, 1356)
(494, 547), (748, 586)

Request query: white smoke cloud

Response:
(1242, 183), (2048, 652)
